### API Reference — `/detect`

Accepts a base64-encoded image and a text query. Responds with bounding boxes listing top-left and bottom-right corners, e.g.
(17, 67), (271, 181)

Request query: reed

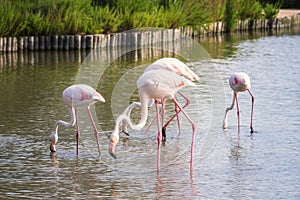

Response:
(238, 0), (263, 20)
(263, 1), (282, 20)
(0, 0), (277, 37)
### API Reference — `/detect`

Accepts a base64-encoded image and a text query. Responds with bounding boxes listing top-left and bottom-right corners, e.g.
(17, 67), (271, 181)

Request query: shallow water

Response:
(0, 29), (299, 199)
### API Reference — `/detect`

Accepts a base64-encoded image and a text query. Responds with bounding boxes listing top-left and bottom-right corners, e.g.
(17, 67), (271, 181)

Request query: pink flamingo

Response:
(109, 69), (196, 171)
(50, 84), (105, 155)
(120, 57), (199, 141)
(223, 72), (254, 133)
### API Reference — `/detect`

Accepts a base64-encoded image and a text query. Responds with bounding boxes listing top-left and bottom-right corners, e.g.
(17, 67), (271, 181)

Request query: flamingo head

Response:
(50, 132), (58, 152)
(109, 130), (119, 159)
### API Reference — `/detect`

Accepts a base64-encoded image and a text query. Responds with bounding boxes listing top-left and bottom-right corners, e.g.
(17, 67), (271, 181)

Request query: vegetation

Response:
(0, 0), (284, 37)
(263, 1), (282, 19)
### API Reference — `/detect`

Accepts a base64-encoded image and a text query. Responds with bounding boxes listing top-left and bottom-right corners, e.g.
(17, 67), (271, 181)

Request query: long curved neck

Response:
(123, 102), (141, 118)
(223, 92), (236, 127)
(114, 95), (149, 133)
(52, 107), (76, 135)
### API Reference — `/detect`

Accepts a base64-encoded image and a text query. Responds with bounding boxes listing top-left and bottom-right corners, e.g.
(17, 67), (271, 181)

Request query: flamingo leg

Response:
(144, 100), (163, 136)
(74, 109), (80, 155)
(176, 91), (191, 134)
(144, 115), (156, 135)
(235, 93), (240, 133)
(247, 89), (254, 133)
(162, 91), (190, 137)
(87, 106), (101, 156)
(171, 98), (196, 171)
(175, 104), (181, 134)
(161, 98), (166, 142)
(155, 100), (162, 172)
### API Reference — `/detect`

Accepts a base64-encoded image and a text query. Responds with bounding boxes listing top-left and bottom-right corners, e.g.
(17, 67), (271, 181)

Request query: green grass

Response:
(0, 0), (281, 37)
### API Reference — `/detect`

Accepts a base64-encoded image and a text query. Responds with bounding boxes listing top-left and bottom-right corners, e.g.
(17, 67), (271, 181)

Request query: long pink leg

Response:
(144, 100), (163, 135)
(235, 93), (240, 133)
(162, 91), (191, 136)
(248, 89), (254, 133)
(75, 109), (80, 155)
(171, 98), (196, 171)
(161, 98), (166, 125)
(87, 106), (101, 156)
(144, 115), (156, 135)
(144, 99), (165, 136)
(174, 91), (190, 133)
(161, 98), (166, 141)
(155, 100), (162, 172)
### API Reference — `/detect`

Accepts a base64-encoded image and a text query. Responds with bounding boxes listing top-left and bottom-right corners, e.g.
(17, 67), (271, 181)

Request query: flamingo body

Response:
(229, 72), (251, 92)
(50, 84), (105, 155)
(137, 69), (196, 99)
(145, 58), (199, 81)
(62, 84), (104, 107)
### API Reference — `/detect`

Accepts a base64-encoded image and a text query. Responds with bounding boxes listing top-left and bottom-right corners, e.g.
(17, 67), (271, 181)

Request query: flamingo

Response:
(144, 58), (199, 82)
(121, 57), (199, 141)
(50, 84), (105, 156)
(109, 69), (196, 171)
(223, 72), (254, 133)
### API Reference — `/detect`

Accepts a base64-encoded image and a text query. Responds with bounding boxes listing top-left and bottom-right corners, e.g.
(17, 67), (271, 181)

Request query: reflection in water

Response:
(0, 50), (87, 69)
(49, 152), (59, 198)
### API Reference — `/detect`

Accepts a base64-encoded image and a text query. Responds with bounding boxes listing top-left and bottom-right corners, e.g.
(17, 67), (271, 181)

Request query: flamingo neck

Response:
(223, 92), (236, 128)
(122, 102), (141, 118)
(113, 96), (149, 136)
(52, 107), (76, 135)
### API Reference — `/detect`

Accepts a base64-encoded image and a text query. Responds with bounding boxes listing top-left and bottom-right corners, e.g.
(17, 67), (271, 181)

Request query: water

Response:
(0, 29), (299, 199)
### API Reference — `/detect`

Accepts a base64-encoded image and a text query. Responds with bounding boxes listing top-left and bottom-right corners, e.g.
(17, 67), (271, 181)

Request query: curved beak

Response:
(50, 132), (58, 152)
(50, 143), (56, 152)
(109, 137), (117, 159)
(109, 143), (117, 159)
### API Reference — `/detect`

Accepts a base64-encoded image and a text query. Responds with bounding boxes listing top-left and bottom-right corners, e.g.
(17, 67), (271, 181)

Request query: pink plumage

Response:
(144, 57), (199, 81)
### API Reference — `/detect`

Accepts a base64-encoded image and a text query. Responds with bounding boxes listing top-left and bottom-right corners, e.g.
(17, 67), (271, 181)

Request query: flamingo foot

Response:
(250, 126), (254, 134)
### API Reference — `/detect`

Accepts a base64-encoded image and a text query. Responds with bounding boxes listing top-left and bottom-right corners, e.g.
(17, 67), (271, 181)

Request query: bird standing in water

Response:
(120, 57), (199, 141)
(50, 84), (105, 156)
(109, 70), (196, 171)
(223, 72), (254, 133)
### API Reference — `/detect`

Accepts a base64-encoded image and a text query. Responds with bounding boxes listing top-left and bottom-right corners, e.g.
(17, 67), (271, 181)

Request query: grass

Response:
(0, 0), (282, 37)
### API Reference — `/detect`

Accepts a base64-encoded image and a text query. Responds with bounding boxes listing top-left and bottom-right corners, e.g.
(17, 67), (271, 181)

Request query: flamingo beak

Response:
(121, 129), (129, 136)
(109, 138), (117, 159)
(109, 145), (117, 159)
(50, 143), (56, 152)
(50, 132), (58, 152)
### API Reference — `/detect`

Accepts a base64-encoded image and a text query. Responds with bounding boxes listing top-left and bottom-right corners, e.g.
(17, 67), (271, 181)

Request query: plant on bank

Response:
(0, 0), (283, 37)
(224, 0), (238, 32)
(263, 1), (282, 29)
(238, 0), (263, 20)
(263, 1), (282, 20)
